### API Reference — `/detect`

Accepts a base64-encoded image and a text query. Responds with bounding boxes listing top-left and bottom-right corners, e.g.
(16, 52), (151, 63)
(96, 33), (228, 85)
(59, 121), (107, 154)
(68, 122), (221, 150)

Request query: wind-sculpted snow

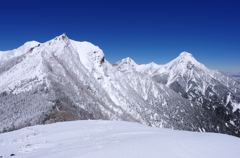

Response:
(0, 34), (239, 137)
(1, 120), (240, 158)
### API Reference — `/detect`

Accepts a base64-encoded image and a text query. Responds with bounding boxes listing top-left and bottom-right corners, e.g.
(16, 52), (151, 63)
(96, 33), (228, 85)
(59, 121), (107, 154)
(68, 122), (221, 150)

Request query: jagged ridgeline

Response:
(0, 34), (239, 137)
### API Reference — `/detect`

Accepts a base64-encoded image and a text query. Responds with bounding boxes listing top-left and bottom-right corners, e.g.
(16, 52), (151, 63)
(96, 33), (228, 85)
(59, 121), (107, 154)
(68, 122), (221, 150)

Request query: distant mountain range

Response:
(0, 34), (239, 137)
(224, 72), (240, 78)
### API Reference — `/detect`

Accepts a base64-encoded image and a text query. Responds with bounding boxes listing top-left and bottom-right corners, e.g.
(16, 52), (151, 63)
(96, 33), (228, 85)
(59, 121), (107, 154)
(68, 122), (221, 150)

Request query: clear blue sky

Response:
(0, 0), (239, 73)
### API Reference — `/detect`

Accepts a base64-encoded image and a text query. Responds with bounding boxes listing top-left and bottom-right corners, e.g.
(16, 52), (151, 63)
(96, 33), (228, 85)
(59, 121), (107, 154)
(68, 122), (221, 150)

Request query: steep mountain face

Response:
(0, 34), (133, 132)
(0, 35), (239, 137)
(148, 52), (240, 136)
(70, 40), (225, 132)
(113, 56), (240, 136)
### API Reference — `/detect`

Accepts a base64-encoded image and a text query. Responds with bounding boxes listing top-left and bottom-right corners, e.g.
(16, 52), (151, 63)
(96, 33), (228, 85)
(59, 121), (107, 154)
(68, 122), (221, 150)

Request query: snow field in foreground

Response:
(0, 120), (239, 158)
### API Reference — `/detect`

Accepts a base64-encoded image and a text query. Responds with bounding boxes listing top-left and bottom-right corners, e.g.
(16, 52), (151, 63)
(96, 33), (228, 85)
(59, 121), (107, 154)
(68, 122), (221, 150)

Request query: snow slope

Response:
(0, 120), (239, 158)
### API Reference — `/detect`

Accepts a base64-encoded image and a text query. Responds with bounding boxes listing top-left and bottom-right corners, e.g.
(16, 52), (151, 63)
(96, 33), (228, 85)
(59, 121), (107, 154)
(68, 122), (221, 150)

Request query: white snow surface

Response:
(0, 41), (40, 62)
(0, 41), (44, 94)
(0, 120), (239, 158)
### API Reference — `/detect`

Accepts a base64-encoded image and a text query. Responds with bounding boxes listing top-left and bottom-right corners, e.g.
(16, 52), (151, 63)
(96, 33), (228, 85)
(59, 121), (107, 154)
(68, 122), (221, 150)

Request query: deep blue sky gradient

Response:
(0, 0), (239, 73)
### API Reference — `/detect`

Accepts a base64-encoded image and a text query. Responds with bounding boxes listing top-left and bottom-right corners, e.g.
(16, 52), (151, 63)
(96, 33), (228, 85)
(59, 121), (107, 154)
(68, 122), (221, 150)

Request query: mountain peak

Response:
(159, 51), (211, 76)
(118, 57), (137, 65)
(176, 51), (197, 63)
(149, 62), (158, 66)
(179, 51), (194, 57)
(113, 57), (138, 71)
(42, 33), (70, 48)
(57, 33), (68, 40)
(123, 57), (134, 62)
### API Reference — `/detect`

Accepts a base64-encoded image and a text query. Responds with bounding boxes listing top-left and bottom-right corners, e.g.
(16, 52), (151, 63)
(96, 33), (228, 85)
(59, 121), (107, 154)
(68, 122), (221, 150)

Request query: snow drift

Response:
(0, 120), (239, 158)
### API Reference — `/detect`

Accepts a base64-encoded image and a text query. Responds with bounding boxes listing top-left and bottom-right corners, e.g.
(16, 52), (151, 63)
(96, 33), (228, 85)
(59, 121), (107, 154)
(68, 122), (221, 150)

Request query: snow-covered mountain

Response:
(114, 51), (240, 136)
(0, 34), (239, 137)
(151, 52), (240, 135)
(113, 57), (161, 75)
(0, 34), (130, 132)
(1, 120), (240, 158)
